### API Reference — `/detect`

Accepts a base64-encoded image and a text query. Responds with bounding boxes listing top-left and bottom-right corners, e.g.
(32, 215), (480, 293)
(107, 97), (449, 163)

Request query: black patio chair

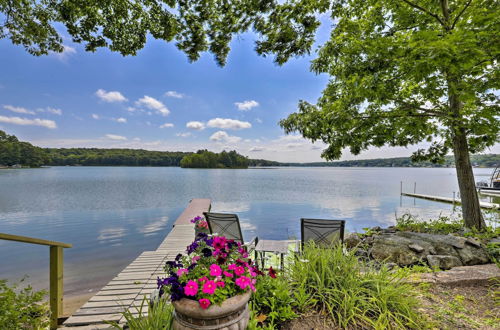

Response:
(300, 218), (345, 249)
(203, 212), (258, 249)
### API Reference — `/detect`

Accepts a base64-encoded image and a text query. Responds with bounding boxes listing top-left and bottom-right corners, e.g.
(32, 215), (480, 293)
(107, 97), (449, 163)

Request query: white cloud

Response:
(114, 117), (127, 123)
(311, 145), (323, 150)
(52, 44), (76, 61)
(210, 131), (242, 143)
(135, 95), (170, 116)
(160, 122), (174, 128)
(235, 100), (259, 111)
(207, 118), (251, 130)
(105, 134), (127, 141)
(286, 143), (303, 149)
(3, 105), (35, 115)
(41, 107), (63, 115)
(0, 115), (57, 129)
(95, 89), (128, 103)
(249, 146), (265, 152)
(274, 134), (306, 143)
(186, 121), (205, 130)
(165, 91), (185, 99)
(91, 114), (100, 120)
(255, 118), (263, 123)
(176, 132), (192, 138)
(133, 137), (141, 141)
(126, 106), (137, 112)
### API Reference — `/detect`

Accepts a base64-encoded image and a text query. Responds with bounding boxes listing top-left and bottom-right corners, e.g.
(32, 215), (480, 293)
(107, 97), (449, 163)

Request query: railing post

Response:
(50, 246), (63, 329)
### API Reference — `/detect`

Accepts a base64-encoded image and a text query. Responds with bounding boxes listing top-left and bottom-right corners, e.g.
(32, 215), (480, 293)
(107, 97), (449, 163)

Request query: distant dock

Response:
(401, 192), (500, 210)
(62, 198), (211, 328)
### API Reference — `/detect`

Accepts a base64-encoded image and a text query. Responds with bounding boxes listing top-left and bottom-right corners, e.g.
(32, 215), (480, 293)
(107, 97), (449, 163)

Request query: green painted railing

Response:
(0, 233), (72, 329)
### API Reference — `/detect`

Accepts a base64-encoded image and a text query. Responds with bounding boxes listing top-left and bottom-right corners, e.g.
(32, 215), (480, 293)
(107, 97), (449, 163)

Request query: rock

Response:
(364, 236), (374, 244)
(385, 262), (398, 270)
(456, 245), (490, 266)
(465, 238), (481, 248)
(382, 228), (397, 234)
(408, 244), (425, 253)
(344, 233), (362, 249)
(371, 226), (382, 232)
(411, 264), (500, 286)
(426, 255), (463, 270)
(368, 231), (490, 267)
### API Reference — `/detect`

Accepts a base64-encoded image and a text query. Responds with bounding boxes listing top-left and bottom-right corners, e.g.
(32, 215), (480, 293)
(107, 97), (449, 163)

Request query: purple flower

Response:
(187, 241), (199, 254)
(188, 263), (197, 271)
(202, 248), (212, 257)
(175, 253), (182, 261)
(196, 232), (208, 240)
(205, 238), (214, 247)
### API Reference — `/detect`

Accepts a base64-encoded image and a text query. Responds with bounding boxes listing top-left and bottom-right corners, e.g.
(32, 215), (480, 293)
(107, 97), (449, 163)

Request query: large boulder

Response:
(368, 231), (490, 267)
(426, 255), (462, 270)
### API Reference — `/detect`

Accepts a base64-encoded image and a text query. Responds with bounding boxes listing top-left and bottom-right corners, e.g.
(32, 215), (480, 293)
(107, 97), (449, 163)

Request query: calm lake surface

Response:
(0, 166), (497, 296)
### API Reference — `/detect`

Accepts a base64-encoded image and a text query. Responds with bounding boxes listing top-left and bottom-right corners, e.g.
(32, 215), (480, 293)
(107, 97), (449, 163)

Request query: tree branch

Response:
(451, 0), (473, 30)
(400, 0), (445, 26)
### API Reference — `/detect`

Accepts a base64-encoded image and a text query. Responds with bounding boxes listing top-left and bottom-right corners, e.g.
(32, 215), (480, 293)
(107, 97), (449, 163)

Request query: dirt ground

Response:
(282, 282), (499, 330)
(417, 282), (499, 329)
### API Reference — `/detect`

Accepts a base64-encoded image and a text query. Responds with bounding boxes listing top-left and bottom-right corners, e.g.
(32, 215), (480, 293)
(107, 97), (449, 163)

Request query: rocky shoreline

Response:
(345, 227), (495, 270)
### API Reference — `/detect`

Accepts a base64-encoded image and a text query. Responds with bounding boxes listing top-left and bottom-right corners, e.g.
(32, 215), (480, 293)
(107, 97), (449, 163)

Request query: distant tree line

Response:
(0, 130), (48, 167)
(45, 148), (190, 166)
(0, 130), (498, 169)
(275, 154), (500, 168)
(180, 150), (249, 168)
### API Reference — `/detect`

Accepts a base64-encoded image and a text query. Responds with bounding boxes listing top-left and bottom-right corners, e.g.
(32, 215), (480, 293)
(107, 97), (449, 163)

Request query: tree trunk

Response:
(451, 128), (486, 230)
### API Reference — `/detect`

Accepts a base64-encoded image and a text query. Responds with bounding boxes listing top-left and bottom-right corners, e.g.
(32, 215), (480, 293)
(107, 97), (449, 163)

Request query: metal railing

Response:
(0, 233), (72, 329)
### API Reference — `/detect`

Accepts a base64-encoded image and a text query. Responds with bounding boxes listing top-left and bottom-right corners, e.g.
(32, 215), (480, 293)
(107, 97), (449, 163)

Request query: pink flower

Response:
(177, 268), (189, 276)
(223, 271), (234, 278)
(228, 264), (237, 271)
(213, 236), (227, 250)
(216, 281), (226, 288)
(184, 280), (198, 296)
(210, 264), (222, 277)
(234, 266), (245, 276)
(192, 256), (201, 262)
(249, 268), (257, 277)
(202, 280), (217, 295)
(199, 298), (211, 309)
(235, 276), (251, 290)
(197, 220), (208, 229)
(198, 276), (208, 283)
(238, 248), (246, 254)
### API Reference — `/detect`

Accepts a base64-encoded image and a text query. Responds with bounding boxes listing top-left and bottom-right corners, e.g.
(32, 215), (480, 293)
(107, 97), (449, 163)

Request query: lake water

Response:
(0, 166), (497, 296)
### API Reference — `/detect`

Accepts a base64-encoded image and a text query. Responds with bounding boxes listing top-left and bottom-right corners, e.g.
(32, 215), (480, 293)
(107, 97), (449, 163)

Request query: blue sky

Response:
(1, 31), (498, 162)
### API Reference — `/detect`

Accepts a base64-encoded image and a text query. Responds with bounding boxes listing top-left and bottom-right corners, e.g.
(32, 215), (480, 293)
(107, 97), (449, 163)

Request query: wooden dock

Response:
(402, 192), (500, 210)
(61, 199), (211, 328)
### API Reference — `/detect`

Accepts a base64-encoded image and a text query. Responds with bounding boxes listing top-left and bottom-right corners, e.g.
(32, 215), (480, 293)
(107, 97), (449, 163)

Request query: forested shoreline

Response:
(1, 130), (498, 168)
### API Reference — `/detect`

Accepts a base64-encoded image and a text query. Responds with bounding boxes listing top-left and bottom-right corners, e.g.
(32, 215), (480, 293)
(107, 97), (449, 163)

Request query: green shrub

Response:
(395, 214), (464, 234)
(288, 243), (428, 329)
(108, 296), (174, 330)
(0, 278), (49, 329)
(249, 274), (297, 328)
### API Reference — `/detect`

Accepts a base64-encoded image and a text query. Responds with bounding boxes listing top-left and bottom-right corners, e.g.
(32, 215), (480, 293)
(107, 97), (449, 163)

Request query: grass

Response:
(284, 243), (427, 329)
(108, 296), (174, 330)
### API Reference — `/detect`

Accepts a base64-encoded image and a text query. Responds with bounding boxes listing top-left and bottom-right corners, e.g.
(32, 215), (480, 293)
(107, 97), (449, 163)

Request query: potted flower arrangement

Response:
(157, 233), (264, 329)
(190, 215), (209, 236)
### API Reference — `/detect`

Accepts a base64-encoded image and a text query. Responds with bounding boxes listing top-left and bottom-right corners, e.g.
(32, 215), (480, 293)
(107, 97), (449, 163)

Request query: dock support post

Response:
(50, 246), (64, 329)
(414, 182), (416, 194)
(400, 181), (402, 195)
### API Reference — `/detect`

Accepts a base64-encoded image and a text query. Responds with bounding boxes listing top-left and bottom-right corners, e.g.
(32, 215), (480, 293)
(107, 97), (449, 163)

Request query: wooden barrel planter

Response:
(172, 291), (251, 330)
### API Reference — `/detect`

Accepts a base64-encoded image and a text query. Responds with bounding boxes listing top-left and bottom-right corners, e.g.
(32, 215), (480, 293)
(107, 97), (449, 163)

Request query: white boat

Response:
(477, 165), (500, 195)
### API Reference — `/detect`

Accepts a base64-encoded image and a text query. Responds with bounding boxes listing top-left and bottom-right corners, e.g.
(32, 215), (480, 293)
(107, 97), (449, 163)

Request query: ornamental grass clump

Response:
(157, 233), (264, 309)
(289, 243), (427, 329)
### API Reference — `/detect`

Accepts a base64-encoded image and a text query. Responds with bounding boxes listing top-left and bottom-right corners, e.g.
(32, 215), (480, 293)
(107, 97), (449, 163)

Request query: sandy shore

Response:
(63, 292), (97, 317)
